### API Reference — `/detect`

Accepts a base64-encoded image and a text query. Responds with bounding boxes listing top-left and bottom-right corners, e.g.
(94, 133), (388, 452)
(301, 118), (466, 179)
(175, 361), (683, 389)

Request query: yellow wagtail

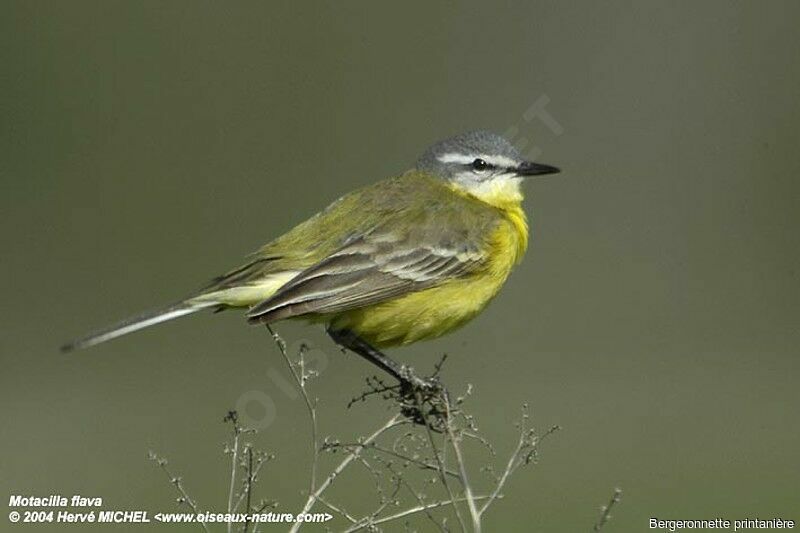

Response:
(62, 130), (559, 388)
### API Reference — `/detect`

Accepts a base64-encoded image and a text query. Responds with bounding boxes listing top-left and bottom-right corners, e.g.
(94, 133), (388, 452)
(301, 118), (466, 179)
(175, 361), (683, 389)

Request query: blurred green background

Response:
(2, 1), (798, 531)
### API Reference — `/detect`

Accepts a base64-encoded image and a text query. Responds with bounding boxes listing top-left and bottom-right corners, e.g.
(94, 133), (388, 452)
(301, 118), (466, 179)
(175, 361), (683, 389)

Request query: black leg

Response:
(327, 328), (434, 390)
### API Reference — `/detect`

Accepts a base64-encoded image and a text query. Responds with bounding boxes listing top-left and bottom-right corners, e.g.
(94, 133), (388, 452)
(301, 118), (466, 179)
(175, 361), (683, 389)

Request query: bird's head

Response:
(415, 130), (560, 206)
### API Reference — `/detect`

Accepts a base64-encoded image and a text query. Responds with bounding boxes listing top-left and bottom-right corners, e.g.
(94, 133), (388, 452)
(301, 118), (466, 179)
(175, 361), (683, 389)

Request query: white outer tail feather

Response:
(60, 301), (217, 353)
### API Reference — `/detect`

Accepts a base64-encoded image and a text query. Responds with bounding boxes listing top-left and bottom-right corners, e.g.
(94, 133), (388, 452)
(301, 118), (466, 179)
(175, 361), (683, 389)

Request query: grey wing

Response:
(245, 231), (487, 323)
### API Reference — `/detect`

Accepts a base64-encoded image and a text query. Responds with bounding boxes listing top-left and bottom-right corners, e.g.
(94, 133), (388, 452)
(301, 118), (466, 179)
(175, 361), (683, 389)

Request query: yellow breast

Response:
(331, 199), (528, 348)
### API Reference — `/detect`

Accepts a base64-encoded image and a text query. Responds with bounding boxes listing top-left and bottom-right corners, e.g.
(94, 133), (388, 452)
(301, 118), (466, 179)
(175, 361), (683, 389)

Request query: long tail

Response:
(60, 300), (218, 353)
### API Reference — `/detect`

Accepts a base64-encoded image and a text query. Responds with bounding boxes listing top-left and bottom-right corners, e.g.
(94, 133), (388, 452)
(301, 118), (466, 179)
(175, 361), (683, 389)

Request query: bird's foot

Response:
(398, 364), (440, 393)
(347, 355), (452, 430)
(396, 365), (450, 430)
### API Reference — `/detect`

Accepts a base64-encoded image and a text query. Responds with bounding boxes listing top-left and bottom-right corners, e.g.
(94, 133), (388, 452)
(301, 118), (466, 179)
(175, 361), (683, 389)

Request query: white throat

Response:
(456, 174), (524, 204)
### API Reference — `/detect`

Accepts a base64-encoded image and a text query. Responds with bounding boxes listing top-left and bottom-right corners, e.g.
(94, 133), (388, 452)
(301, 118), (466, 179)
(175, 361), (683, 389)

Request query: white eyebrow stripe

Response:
(437, 153), (476, 164)
(437, 153), (520, 168)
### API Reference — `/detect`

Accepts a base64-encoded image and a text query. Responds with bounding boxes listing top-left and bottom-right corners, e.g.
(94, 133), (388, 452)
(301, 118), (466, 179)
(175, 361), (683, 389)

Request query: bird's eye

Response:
(471, 158), (488, 171)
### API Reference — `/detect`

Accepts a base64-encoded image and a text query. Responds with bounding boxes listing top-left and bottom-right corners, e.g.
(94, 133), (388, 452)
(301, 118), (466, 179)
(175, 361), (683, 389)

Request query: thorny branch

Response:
(277, 325), (563, 532)
(149, 329), (576, 532)
(321, 356), (561, 532)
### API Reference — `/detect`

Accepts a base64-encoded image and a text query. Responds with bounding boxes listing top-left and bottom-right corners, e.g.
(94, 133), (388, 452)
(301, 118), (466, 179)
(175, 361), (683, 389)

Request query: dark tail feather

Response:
(60, 301), (216, 353)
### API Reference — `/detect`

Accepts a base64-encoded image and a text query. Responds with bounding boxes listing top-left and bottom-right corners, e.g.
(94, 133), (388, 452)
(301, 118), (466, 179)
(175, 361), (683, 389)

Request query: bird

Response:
(61, 130), (560, 388)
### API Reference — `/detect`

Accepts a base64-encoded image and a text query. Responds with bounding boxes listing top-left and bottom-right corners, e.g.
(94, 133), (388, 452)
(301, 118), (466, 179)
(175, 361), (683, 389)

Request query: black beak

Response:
(515, 161), (561, 177)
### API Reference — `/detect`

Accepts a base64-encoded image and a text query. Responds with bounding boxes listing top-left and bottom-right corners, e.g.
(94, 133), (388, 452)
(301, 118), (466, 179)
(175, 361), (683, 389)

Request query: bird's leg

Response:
(327, 328), (450, 428)
(326, 328), (438, 392)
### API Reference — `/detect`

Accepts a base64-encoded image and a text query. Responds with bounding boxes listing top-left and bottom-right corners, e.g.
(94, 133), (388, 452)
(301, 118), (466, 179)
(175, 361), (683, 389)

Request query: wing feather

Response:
(246, 233), (486, 323)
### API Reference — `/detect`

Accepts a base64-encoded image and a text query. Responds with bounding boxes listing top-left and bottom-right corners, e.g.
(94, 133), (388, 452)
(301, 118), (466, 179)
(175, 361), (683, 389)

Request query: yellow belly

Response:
(329, 211), (528, 348)
(328, 275), (504, 347)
